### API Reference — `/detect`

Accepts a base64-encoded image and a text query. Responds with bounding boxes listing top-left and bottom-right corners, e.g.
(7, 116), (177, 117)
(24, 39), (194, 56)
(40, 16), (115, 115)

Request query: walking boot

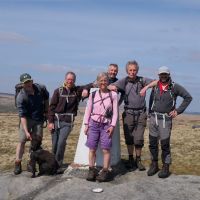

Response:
(14, 160), (22, 175)
(96, 169), (110, 182)
(86, 167), (98, 182)
(158, 163), (170, 178)
(125, 156), (137, 170)
(136, 157), (146, 171)
(147, 161), (159, 176)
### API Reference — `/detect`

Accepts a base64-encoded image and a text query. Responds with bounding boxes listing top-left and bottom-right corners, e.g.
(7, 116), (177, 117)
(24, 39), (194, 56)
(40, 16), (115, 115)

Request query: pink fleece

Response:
(84, 90), (118, 127)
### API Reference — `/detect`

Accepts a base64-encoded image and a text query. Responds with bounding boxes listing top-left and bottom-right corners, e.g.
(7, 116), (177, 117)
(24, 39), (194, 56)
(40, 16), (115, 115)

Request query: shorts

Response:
(86, 119), (112, 150)
(122, 110), (147, 146)
(19, 118), (43, 143)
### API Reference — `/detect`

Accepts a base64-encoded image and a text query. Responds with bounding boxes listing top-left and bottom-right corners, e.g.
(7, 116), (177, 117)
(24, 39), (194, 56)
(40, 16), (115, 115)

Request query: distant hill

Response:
(0, 93), (17, 113)
(0, 92), (199, 115)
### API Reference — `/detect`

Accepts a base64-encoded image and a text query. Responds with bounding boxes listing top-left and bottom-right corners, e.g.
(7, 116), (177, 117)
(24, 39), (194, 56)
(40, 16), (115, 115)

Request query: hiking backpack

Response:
(148, 81), (176, 114)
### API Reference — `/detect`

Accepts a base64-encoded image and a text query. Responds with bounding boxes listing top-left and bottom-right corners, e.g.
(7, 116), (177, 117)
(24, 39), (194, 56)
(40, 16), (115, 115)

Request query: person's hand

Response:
(25, 132), (32, 141)
(169, 110), (178, 118)
(140, 86), (148, 96)
(107, 85), (117, 92)
(107, 126), (114, 138)
(84, 125), (89, 135)
(82, 89), (88, 98)
(48, 123), (55, 131)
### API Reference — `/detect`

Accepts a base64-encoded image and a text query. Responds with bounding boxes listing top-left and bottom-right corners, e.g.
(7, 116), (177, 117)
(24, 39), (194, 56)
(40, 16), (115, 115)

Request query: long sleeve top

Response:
(48, 84), (91, 123)
(84, 90), (118, 127)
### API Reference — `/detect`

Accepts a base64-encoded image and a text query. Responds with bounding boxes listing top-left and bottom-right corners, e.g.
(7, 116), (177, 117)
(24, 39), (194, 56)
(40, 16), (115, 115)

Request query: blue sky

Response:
(0, 0), (199, 112)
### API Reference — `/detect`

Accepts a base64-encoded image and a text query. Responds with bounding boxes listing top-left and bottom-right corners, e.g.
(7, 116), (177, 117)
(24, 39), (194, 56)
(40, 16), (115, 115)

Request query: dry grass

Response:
(0, 110), (200, 175)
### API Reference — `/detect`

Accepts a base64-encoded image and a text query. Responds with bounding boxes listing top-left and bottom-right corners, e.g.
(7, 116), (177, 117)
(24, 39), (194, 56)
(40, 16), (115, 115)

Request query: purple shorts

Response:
(86, 119), (112, 150)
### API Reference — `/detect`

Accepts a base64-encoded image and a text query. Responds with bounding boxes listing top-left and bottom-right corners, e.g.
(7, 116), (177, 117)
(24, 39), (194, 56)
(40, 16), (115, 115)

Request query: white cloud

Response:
(0, 31), (31, 44)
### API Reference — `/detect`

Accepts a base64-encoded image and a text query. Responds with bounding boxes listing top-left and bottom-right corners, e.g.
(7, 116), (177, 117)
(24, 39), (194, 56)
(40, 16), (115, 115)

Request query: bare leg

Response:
(16, 142), (25, 161)
(102, 149), (110, 170)
(89, 149), (96, 167)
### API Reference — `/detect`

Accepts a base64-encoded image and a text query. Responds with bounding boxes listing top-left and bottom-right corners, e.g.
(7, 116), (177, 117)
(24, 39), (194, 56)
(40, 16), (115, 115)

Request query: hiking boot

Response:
(147, 161), (159, 176)
(125, 158), (137, 170)
(136, 157), (146, 171)
(158, 164), (170, 178)
(86, 167), (98, 182)
(14, 161), (22, 175)
(96, 169), (110, 182)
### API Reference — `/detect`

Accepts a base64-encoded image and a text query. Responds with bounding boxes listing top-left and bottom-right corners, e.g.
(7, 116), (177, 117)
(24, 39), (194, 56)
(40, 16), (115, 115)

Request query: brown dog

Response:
(28, 134), (59, 178)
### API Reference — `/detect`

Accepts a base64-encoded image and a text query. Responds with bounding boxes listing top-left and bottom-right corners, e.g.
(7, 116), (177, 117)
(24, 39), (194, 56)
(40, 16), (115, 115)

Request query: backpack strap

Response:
(91, 90), (113, 114)
(149, 81), (176, 113)
(91, 90), (96, 114)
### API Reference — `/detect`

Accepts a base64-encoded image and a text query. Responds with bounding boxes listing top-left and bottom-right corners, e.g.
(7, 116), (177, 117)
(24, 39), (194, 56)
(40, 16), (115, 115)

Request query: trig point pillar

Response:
(74, 88), (121, 166)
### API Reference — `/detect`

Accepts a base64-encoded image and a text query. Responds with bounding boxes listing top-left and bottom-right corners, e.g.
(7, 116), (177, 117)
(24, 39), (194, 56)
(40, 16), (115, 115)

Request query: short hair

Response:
(125, 60), (139, 73)
(109, 63), (118, 69)
(65, 71), (76, 82)
(97, 72), (109, 83)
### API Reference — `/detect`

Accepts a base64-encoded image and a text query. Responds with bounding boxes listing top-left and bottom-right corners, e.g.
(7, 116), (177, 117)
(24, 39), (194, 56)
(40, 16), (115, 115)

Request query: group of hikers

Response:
(14, 60), (192, 182)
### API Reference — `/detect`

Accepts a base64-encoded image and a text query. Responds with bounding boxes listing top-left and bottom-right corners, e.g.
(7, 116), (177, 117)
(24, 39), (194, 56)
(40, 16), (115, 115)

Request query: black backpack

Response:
(15, 83), (49, 108)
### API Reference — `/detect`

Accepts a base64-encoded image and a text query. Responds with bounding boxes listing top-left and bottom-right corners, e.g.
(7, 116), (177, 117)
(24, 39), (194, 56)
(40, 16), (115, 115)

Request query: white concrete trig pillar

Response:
(74, 88), (121, 166)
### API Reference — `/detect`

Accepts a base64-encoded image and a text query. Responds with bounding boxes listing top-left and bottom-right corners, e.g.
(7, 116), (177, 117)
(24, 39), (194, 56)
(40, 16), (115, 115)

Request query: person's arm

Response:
(84, 93), (93, 135)
(107, 92), (118, 137)
(170, 83), (192, 117)
(48, 89), (59, 131)
(21, 117), (32, 140)
(108, 78), (126, 92)
(16, 92), (32, 140)
(140, 80), (158, 96)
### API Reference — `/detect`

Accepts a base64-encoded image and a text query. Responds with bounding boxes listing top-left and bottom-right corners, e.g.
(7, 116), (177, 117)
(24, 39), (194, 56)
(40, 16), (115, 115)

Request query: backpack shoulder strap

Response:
(91, 90), (96, 113)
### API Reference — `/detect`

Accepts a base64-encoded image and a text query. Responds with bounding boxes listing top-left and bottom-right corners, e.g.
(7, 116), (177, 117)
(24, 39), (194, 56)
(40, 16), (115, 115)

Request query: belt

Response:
(55, 113), (74, 128)
(124, 107), (146, 115)
(151, 112), (171, 128)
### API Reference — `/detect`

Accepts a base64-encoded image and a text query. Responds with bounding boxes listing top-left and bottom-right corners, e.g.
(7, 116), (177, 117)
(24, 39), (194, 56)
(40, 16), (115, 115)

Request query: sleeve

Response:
(113, 78), (126, 92)
(48, 89), (59, 123)
(111, 91), (119, 127)
(43, 86), (49, 100)
(143, 77), (154, 86)
(174, 83), (193, 114)
(76, 83), (93, 100)
(16, 92), (28, 118)
(84, 93), (93, 125)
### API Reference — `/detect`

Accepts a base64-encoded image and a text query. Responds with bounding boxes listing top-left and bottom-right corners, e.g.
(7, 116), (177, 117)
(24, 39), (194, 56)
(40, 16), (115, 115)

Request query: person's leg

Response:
(14, 121), (29, 175)
(89, 149), (96, 167)
(147, 115), (160, 176)
(55, 122), (72, 167)
(102, 149), (111, 170)
(158, 118), (172, 178)
(96, 123), (112, 182)
(134, 112), (147, 171)
(85, 120), (100, 181)
(122, 111), (135, 168)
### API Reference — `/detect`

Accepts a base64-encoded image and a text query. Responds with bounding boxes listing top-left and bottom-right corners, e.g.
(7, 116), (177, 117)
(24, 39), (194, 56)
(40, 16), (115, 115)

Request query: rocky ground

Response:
(0, 163), (200, 200)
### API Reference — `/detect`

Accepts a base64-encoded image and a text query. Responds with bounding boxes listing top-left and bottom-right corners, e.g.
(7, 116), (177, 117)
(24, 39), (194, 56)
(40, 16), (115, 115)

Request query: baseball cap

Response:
(20, 73), (32, 83)
(158, 66), (170, 74)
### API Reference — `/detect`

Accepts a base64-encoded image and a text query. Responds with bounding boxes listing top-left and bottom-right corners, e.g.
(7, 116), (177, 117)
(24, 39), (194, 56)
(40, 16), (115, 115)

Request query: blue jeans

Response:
(51, 121), (72, 167)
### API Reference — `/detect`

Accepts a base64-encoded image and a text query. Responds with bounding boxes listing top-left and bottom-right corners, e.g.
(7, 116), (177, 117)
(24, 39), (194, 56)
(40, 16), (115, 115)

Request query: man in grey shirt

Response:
(109, 60), (156, 170)
(142, 66), (192, 178)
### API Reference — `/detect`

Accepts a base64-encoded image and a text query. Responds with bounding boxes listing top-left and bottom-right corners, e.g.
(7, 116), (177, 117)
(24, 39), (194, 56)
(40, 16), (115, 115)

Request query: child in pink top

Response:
(84, 72), (118, 182)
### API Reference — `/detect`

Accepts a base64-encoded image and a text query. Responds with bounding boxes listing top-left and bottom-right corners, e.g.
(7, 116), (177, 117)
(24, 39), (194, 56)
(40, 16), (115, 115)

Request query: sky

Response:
(0, 0), (199, 112)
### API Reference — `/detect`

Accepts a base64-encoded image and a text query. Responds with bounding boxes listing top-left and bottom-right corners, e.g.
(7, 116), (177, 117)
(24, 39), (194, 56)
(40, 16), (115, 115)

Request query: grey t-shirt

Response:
(114, 76), (153, 109)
